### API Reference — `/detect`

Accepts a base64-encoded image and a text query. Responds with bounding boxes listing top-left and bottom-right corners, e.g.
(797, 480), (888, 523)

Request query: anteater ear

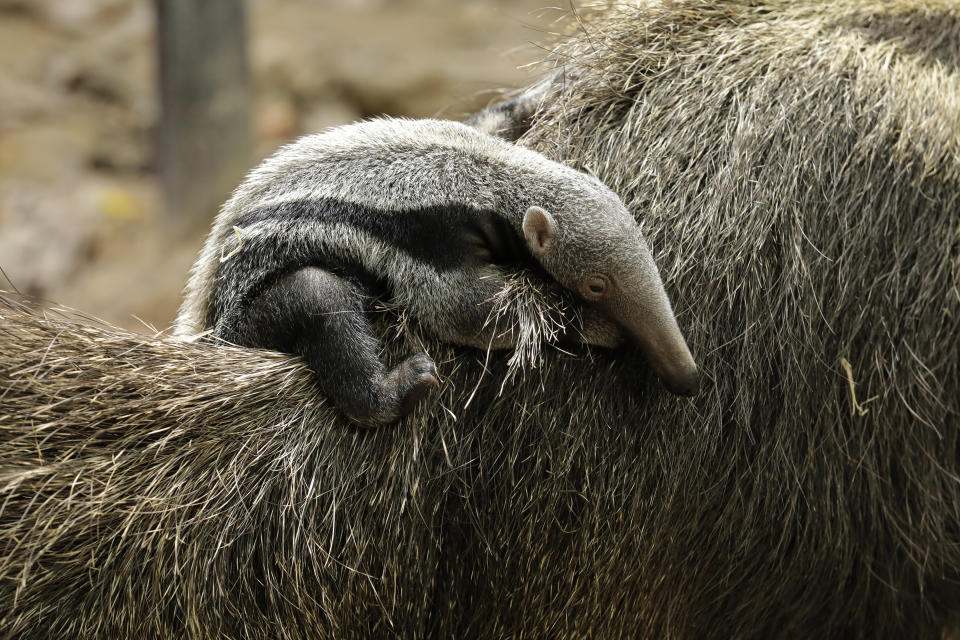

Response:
(522, 206), (557, 257)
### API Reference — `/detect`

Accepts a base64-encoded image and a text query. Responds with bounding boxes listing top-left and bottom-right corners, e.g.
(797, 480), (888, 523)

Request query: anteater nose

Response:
(662, 365), (700, 397)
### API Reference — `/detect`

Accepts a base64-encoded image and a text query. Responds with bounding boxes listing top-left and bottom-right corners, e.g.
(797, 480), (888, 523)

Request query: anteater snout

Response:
(661, 363), (700, 397)
(619, 311), (700, 398)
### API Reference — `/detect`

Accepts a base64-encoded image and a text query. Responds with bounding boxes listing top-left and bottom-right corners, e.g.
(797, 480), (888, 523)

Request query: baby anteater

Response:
(176, 118), (698, 425)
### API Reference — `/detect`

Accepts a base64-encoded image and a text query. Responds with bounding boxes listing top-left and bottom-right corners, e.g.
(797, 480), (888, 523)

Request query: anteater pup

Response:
(175, 118), (699, 425)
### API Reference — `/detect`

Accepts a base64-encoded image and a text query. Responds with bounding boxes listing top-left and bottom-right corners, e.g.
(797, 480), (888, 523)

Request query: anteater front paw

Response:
(389, 353), (440, 417)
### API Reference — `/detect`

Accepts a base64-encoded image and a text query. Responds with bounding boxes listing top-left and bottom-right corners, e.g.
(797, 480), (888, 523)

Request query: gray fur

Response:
(177, 118), (630, 340)
(176, 118), (698, 418)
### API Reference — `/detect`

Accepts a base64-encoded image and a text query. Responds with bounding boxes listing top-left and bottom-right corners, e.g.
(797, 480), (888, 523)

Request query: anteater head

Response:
(521, 200), (700, 397)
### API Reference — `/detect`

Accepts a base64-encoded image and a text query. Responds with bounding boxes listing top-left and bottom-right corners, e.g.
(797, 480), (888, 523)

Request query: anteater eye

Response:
(582, 275), (608, 300)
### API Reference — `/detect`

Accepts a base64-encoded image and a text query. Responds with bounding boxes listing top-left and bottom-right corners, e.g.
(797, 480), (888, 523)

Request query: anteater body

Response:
(1, 0), (959, 638)
(176, 118), (698, 423)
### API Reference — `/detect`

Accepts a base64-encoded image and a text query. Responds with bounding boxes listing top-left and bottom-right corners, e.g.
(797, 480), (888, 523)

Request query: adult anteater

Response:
(1, 1), (958, 638)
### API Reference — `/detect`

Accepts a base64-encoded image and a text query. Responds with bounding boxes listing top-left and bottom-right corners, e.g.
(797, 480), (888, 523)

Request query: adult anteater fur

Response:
(1, 0), (959, 637)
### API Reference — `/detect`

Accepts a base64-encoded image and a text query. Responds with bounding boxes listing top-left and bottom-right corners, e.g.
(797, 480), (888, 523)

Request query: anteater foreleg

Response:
(228, 266), (438, 426)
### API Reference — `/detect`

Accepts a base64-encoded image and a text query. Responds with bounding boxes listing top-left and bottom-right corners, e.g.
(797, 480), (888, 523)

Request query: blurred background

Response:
(0, 0), (564, 331)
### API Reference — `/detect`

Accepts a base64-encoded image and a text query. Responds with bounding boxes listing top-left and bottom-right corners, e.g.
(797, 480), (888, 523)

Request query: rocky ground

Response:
(0, 0), (564, 330)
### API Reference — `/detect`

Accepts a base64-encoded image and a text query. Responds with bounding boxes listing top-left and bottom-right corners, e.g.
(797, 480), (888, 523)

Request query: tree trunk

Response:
(155, 0), (251, 230)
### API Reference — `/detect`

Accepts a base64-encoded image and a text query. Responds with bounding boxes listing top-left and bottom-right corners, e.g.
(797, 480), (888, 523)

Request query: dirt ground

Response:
(0, 0), (567, 331)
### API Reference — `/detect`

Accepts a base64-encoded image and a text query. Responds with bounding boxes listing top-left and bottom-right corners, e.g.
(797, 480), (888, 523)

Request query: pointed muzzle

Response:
(608, 281), (700, 397)
(627, 314), (700, 396)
